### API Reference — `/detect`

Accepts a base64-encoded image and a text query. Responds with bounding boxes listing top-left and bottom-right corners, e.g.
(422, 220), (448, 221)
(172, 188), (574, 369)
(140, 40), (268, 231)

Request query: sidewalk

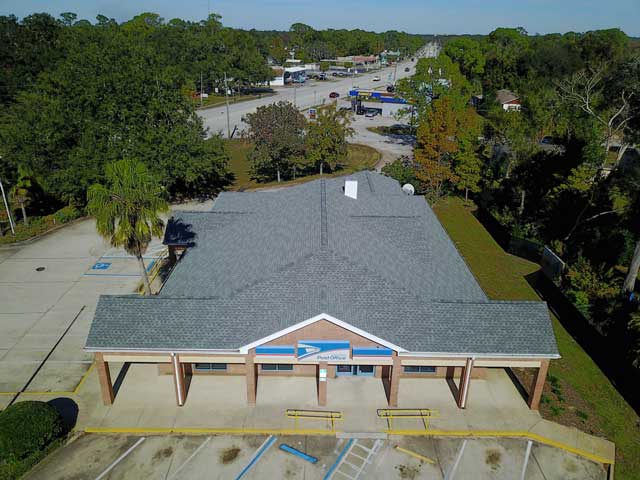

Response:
(48, 363), (615, 466)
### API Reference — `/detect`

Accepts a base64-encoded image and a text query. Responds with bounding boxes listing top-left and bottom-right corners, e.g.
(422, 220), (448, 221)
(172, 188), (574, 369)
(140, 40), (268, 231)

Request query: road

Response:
(198, 59), (417, 138)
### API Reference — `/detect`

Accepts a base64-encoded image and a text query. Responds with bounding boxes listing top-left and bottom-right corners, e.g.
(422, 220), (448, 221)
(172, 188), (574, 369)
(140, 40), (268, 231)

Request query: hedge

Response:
(0, 401), (63, 464)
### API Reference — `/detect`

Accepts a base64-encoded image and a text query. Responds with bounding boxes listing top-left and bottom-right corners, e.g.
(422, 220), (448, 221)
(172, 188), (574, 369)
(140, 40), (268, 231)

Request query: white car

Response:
(372, 76), (381, 81)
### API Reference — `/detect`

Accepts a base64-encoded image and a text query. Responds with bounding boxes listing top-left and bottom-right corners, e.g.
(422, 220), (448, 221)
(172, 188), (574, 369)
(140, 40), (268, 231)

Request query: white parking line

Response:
(444, 439), (467, 480)
(520, 440), (533, 480)
(166, 436), (211, 480)
(94, 437), (146, 480)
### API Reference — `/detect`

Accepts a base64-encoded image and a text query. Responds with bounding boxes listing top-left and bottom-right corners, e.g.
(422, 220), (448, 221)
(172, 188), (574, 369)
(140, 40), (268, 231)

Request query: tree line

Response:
(385, 27), (640, 367)
(0, 12), (425, 217)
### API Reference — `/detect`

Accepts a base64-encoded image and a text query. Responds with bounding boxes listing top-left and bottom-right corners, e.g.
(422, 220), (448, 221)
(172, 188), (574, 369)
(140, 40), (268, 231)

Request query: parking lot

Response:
(0, 219), (162, 408)
(24, 433), (608, 480)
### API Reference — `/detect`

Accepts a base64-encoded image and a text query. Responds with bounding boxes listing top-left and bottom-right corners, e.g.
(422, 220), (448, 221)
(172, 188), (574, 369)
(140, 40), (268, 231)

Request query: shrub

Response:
(0, 401), (63, 463)
(52, 205), (82, 224)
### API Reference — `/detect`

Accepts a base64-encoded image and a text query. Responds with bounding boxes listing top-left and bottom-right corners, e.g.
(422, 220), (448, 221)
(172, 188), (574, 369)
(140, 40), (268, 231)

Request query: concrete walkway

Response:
(48, 363), (615, 466)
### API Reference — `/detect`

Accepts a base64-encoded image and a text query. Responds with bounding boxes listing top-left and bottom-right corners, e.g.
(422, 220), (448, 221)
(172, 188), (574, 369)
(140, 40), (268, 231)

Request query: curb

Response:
(0, 216), (89, 249)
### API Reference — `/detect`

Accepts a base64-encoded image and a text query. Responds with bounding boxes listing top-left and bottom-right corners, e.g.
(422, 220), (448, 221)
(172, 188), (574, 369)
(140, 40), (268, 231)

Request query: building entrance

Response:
(335, 365), (375, 377)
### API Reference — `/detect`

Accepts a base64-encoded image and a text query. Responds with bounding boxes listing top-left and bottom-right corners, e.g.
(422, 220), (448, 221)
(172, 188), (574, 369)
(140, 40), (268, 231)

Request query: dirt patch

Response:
(220, 446), (241, 464)
(152, 446), (173, 462)
(511, 367), (606, 437)
(485, 449), (502, 470)
(395, 464), (422, 479)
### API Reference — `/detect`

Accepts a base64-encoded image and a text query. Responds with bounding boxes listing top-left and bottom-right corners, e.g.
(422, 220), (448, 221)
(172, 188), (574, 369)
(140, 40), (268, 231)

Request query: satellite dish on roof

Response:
(402, 183), (415, 196)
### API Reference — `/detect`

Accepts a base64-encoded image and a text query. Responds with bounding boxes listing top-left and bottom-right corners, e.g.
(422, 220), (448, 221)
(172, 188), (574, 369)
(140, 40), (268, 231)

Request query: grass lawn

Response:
(433, 196), (640, 479)
(225, 139), (381, 191)
(193, 92), (275, 110)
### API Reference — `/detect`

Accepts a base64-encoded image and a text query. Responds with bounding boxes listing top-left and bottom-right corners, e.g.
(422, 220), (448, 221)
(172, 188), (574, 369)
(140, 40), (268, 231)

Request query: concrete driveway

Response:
(348, 113), (415, 169)
(0, 220), (144, 408)
(25, 433), (608, 480)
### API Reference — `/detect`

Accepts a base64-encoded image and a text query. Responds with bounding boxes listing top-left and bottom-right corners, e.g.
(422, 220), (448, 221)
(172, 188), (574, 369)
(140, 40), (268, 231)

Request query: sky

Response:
(1, 0), (639, 36)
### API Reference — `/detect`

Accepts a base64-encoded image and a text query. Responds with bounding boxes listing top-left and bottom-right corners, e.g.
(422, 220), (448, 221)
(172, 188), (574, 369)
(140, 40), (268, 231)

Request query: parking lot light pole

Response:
(0, 176), (15, 235)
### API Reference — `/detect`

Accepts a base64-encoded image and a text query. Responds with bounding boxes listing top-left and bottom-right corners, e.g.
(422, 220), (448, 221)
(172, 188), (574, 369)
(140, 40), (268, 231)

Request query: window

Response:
(404, 366), (436, 374)
(194, 363), (227, 371)
(261, 364), (294, 371)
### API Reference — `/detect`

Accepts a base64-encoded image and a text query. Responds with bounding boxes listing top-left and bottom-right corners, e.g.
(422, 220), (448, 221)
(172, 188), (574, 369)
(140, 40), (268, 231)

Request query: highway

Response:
(198, 59), (417, 138)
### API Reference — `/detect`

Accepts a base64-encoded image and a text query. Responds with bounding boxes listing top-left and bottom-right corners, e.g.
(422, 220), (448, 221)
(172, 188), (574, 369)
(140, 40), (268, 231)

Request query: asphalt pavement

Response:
(198, 60), (417, 138)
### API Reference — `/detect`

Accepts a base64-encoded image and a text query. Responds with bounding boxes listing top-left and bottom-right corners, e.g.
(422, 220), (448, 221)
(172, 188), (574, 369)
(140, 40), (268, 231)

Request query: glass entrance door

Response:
(335, 365), (375, 377)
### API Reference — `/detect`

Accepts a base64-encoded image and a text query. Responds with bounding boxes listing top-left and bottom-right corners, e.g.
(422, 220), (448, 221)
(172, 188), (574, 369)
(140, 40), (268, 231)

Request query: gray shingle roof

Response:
(86, 171), (559, 357)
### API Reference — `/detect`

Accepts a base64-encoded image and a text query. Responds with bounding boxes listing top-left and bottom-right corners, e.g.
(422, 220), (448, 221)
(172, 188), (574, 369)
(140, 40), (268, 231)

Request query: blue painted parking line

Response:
(235, 435), (276, 480)
(323, 438), (354, 480)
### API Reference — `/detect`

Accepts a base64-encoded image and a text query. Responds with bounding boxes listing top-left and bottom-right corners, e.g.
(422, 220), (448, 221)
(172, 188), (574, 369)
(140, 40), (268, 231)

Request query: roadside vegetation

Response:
(0, 12), (424, 240)
(384, 28), (640, 374)
(433, 197), (640, 479)
(226, 139), (380, 190)
(0, 401), (64, 480)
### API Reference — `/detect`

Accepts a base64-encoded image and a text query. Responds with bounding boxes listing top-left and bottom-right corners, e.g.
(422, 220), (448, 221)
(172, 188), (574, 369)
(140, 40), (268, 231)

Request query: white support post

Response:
(171, 352), (185, 406)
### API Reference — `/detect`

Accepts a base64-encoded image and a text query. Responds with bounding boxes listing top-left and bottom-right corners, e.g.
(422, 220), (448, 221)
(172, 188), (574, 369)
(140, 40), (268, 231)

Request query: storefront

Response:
(86, 172), (559, 411)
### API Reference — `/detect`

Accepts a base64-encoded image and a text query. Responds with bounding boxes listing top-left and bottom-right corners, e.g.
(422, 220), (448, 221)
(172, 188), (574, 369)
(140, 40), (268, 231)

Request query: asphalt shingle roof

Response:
(86, 171), (559, 357)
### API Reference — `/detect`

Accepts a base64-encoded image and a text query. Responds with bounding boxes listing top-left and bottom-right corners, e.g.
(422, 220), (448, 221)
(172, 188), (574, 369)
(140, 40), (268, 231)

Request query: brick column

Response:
(388, 355), (401, 407)
(95, 353), (114, 405)
(528, 359), (549, 410)
(318, 362), (328, 406)
(171, 353), (186, 406)
(457, 357), (474, 409)
(246, 352), (257, 406)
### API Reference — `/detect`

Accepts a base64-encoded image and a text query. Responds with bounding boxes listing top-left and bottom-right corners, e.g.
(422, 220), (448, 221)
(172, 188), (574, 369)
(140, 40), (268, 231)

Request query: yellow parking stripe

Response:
(394, 445), (436, 464)
(386, 430), (614, 465)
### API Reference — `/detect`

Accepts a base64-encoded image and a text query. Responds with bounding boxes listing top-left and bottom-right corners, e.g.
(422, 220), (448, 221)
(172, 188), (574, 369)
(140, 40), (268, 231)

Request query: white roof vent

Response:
(344, 180), (358, 199)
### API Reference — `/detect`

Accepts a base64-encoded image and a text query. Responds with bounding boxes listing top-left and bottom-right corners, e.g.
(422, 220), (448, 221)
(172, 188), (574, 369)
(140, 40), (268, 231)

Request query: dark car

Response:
(386, 85), (395, 93)
(404, 67), (410, 72)
(329, 92), (340, 98)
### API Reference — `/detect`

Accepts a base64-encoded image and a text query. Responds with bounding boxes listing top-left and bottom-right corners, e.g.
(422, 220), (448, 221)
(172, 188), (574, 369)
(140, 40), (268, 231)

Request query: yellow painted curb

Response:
(0, 362), (95, 397)
(84, 427), (338, 436)
(395, 445), (436, 464)
(386, 430), (614, 465)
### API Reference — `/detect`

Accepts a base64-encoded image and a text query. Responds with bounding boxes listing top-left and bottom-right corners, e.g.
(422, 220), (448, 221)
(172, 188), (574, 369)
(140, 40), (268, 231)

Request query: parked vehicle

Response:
(365, 109), (379, 118)
(329, 92), (340, 98)
(404, 67), (410, 72)
(372, 76), (381, 81)
(331, 72), (339, 77)
(386, 85), (395, 93)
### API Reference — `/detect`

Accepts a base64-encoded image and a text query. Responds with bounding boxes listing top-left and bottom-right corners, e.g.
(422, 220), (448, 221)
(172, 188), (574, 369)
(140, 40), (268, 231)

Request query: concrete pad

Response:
(454, 437), (526, 479)
(0, 282), (73, 313)
(24, 434), (139, 480)
(0, 362), (34, 391)
(47, 334), (93, 362)
(26, 362), (91, 392)
(532, 443), (607, 480)
(0, 313), (43, 348)
(0, 257), (95, 282)
(170, 435), (269, 480)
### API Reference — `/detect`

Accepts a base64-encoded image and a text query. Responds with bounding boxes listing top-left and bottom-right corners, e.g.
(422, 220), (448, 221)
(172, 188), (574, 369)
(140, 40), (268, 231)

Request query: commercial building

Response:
(86, 172), (559, 410)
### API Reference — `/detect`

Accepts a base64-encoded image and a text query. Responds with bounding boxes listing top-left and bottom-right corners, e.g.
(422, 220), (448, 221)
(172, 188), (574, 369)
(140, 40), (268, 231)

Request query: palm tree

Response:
(87, 159), (168, 295)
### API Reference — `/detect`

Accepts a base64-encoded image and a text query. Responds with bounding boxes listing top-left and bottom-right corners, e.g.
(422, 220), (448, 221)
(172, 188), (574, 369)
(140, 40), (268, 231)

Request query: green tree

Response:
(245, 101), (307, 182)
(453, 148), (483, 202)
(10, 165), (38, 226)
(443, 37), (486, 78)
(306, 104), (354, 175)
(87, 159), (168, 295)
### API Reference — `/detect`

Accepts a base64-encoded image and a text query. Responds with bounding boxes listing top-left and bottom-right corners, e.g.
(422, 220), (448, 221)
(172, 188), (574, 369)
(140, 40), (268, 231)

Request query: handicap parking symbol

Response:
(92, 262), (112, 270)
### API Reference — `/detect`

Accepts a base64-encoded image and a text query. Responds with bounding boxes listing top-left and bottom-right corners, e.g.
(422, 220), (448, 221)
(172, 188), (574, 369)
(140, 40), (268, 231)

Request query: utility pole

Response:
(200, 72), (204, 107)
(393, 60), (398, 85)
(0, 176), (15, 235)
(293, 80), (297, 107)
(224, 72), (231, 138)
